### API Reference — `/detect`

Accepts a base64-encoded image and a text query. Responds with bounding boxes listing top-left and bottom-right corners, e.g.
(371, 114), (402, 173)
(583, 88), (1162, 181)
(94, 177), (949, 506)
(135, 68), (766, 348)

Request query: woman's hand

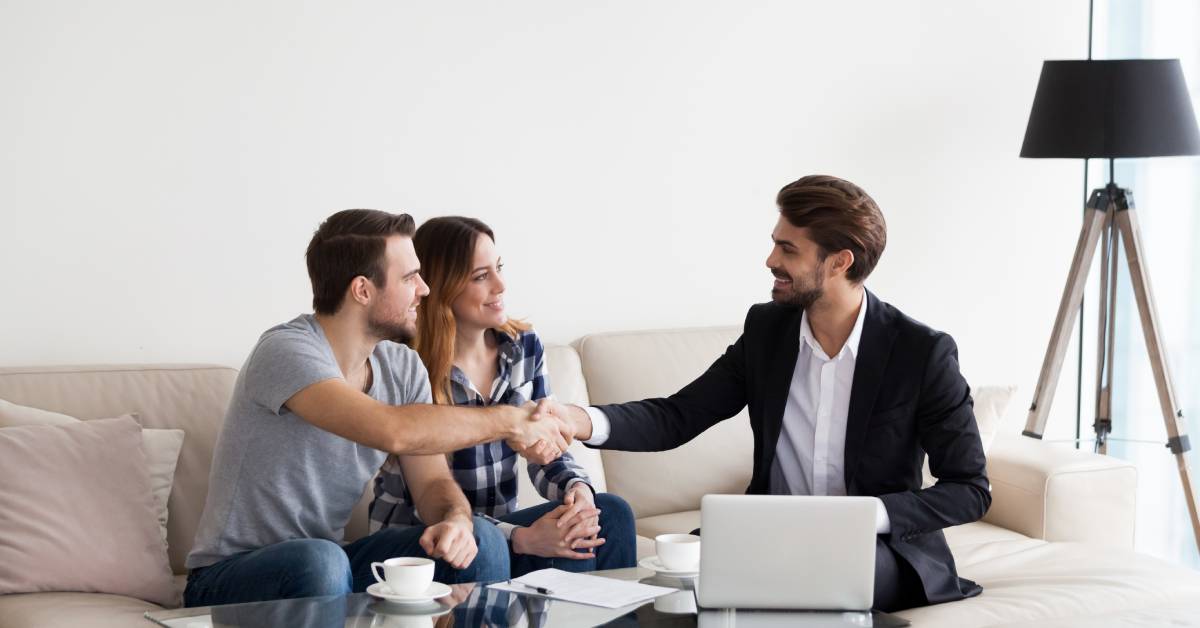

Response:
(559, 483), (601, 547)
(511, 502), (605, 559)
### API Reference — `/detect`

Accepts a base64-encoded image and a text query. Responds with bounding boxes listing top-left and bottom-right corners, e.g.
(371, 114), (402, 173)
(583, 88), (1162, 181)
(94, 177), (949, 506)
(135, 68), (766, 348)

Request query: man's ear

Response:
(348, 276), (373, 307)
(831, 250), (856, 278)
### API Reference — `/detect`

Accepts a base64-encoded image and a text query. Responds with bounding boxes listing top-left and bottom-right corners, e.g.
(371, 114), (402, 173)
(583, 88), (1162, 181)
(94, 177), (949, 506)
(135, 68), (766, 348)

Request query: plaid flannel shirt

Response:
(369, 329), (591, 539)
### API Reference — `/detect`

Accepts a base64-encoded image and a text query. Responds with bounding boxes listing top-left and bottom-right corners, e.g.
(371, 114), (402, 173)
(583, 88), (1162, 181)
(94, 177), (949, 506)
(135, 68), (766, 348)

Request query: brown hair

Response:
(305, 209), (416, 315)
(412, 216), (530, 404)
(776, 175), (887, 283)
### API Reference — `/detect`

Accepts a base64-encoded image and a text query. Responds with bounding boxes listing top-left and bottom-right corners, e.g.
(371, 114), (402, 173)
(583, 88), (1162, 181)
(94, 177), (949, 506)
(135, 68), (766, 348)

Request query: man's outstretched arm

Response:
(286, 379), (571, 462)
(540, 331), (751, 452)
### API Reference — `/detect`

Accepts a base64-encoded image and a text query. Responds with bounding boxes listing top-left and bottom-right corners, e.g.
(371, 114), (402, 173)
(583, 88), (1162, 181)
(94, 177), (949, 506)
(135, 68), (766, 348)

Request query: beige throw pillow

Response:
(0, 398), (184, 542)
(0, 417), (177, 605)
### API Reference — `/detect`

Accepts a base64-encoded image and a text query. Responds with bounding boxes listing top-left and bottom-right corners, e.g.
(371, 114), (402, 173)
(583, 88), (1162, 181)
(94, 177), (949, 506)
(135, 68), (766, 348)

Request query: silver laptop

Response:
(697, 494), (877, 610)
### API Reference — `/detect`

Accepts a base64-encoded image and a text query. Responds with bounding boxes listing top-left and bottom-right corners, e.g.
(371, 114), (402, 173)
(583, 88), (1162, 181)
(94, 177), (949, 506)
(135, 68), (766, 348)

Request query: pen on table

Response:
(505, 580), (554, 595)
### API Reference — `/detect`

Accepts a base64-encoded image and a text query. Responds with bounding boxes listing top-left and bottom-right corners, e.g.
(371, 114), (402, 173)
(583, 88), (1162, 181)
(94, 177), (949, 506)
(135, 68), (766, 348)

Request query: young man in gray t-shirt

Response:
(184, 210), (572, 607)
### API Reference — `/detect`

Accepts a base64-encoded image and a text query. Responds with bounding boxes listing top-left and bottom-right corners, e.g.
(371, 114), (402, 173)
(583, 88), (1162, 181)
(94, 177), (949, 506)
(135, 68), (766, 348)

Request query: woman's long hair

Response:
(412, 216), (530, 405)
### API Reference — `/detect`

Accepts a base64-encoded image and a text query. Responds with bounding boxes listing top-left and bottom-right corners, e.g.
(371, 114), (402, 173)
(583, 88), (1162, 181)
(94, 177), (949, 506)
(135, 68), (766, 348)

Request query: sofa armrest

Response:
(982, 434), (1137, 548)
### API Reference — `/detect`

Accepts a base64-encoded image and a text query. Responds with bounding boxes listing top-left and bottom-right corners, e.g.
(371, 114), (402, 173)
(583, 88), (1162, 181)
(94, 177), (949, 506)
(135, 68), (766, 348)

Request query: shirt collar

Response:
(448, 329), (523, 396)
(493, 328), (522, 365)
(798, 289), (868, 361)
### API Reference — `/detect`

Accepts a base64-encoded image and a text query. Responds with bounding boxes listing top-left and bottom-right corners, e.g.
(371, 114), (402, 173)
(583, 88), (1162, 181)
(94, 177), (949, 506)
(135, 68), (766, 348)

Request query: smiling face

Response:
(450, 233), (507, 333)
(765, 216), (831, 310)
(365, 235), (430, 343)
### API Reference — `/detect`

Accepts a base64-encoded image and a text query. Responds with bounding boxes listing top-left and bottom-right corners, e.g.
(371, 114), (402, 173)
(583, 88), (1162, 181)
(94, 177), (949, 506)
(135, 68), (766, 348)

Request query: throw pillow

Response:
(0, 398), (184, 542)
(0, 417), (177, 605)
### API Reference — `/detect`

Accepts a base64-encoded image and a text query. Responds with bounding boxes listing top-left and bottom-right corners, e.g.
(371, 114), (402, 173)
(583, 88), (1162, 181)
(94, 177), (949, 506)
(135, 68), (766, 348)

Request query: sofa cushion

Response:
(636, 510), (702, 540)
(894, 542), (1200, 628)
(576, 326), (754, 519)
(0, 365), (237, 574)
(0, 418), (177, 606)
(0, 399), (184, 543)
(0, 592), (162, 628)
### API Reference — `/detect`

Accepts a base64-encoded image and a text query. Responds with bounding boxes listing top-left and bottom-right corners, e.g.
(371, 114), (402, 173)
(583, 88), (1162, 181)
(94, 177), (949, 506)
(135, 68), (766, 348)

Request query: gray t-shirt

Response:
(186, 314), (430, 570)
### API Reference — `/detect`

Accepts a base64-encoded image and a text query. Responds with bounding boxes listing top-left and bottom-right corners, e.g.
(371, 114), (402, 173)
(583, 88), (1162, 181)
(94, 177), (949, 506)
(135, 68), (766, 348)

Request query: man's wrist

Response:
(510, 526), (528, 554)
(492, 405), (523, 441)
(443, 508), (474, 528)
(566, 404), (593, 441)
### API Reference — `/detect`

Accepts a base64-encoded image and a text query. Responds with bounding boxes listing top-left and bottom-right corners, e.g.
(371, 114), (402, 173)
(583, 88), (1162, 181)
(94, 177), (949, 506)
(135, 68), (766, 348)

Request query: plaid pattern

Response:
(370, 329), (591, 537)
(452, 585), (551, 627)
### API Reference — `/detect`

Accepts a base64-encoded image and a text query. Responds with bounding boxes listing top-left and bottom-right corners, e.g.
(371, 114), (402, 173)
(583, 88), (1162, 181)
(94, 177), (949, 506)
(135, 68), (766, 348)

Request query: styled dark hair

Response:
(412, 216), (529, 404)
(776, 175), (887, 283)
(305, 209), (416, 315)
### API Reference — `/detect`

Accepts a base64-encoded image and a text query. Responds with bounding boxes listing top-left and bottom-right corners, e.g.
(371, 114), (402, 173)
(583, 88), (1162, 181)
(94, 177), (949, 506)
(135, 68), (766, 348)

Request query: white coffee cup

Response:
(371, 557), (435, 596)
(655, 533), (701, 571)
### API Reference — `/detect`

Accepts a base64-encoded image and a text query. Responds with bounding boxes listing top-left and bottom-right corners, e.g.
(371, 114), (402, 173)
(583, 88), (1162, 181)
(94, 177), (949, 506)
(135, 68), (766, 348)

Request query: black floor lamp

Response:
(1019, 59), (1200, 549)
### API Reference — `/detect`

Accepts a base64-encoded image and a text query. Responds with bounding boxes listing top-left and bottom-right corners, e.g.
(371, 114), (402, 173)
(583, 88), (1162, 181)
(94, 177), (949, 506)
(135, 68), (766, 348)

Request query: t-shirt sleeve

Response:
(243, 330), (343, 415)
(399, 347), (433, 405)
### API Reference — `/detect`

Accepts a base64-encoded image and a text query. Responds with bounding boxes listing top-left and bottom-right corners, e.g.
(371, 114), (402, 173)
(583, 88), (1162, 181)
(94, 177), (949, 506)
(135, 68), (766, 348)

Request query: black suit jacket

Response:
(592, 291), (990, 606)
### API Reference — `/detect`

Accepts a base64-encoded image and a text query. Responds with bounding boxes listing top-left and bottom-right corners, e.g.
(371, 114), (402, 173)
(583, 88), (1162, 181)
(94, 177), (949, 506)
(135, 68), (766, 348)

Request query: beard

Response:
(367, 306), (416, 345)
(771, 265), (825, 310)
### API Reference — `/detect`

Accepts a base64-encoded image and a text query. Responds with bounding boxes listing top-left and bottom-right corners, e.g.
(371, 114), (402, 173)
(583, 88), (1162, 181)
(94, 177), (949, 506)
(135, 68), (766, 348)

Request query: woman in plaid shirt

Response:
(370, 216), (636, 577)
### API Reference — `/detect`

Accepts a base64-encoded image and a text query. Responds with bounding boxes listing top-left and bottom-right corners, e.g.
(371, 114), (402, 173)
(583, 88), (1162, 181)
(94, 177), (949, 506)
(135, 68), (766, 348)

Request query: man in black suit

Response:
(540, 175), (990, 612)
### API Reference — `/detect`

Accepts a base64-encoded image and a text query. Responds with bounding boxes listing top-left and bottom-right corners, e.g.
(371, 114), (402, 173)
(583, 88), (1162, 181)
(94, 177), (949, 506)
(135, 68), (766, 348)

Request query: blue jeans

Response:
(183, 516), (509, 607)
(498, 492), (637, 577)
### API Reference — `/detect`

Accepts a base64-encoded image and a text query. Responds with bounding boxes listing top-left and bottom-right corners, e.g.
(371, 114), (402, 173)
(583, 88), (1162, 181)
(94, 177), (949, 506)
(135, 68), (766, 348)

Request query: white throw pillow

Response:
(921, 385), (1017, 489)
(0, 398), (184, 542)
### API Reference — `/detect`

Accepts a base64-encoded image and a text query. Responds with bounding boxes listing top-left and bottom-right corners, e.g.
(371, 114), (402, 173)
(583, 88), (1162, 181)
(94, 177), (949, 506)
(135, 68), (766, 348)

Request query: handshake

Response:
(505, 398), (589, 465)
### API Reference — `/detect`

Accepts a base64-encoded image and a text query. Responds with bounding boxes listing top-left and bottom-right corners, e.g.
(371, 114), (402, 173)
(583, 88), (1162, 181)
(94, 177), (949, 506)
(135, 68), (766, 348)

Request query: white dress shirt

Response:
(583, 290), (890, 533)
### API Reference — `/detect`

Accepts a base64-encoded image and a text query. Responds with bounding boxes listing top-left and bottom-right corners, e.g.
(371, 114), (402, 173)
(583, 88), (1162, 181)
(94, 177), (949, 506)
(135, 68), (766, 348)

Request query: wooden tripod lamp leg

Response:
(1023, 205), (1110, 439)
(1114, 206), (1200, 549)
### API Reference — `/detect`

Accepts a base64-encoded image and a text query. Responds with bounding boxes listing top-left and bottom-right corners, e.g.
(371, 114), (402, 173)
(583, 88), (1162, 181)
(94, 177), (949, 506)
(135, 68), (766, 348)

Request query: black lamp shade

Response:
(1020, 59), (1200, 158)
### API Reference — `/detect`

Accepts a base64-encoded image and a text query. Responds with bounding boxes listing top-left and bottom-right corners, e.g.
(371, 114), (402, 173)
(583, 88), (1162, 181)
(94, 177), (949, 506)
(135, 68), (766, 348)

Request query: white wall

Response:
(1, 1), (1089, 435)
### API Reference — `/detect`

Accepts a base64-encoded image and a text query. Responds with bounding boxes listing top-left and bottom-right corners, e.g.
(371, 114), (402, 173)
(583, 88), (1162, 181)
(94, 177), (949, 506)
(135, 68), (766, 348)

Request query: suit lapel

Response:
(844, 290), (897, 492)
(760, 308), (803, 481)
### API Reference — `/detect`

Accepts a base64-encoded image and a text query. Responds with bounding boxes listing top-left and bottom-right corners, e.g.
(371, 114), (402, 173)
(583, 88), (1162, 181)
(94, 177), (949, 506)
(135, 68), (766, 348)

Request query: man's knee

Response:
(461, 516), (510, 581)
(275, 539), (352, 597)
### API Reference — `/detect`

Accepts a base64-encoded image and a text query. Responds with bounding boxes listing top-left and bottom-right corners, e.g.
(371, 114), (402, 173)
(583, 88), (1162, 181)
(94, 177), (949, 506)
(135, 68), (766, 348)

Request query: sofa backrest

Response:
(573, 326), (755, 519)
(0, 346), (608, 575)
(0, 365), (237, 575)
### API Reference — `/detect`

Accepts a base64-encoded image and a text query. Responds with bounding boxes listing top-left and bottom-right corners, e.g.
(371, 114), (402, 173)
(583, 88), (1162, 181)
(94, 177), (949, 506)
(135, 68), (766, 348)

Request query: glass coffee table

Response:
(145, 566), (908, 627)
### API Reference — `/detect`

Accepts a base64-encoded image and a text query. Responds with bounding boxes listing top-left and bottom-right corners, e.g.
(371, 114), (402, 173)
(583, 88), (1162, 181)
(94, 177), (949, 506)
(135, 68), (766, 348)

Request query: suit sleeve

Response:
(592, 321), (751, 452)
(878, 333), (991, 538)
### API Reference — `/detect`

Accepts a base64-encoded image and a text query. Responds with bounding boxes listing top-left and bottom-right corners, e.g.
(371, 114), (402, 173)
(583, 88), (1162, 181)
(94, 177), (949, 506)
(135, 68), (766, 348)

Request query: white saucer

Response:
(639, 555), (699, 577)
(367, 581), (453, 604)
(367, 599), (452, 617)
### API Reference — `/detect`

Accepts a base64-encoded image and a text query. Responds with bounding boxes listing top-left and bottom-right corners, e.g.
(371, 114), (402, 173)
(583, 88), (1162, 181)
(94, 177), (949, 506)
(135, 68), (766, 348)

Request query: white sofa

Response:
(2, 325), (1199, 627)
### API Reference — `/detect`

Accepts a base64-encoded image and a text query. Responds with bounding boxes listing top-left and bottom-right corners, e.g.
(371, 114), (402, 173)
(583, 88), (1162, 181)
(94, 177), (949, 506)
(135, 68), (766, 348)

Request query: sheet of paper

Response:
(487, 568), (679, 609)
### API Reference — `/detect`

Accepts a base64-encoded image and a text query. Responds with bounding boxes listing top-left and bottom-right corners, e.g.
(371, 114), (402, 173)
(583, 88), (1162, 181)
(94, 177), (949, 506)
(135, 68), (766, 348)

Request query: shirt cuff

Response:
(583, 406), (611, 446)
(874, 497), (891, 534)
(495, 521), (519, 541)
(564, 478), (594, 498)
